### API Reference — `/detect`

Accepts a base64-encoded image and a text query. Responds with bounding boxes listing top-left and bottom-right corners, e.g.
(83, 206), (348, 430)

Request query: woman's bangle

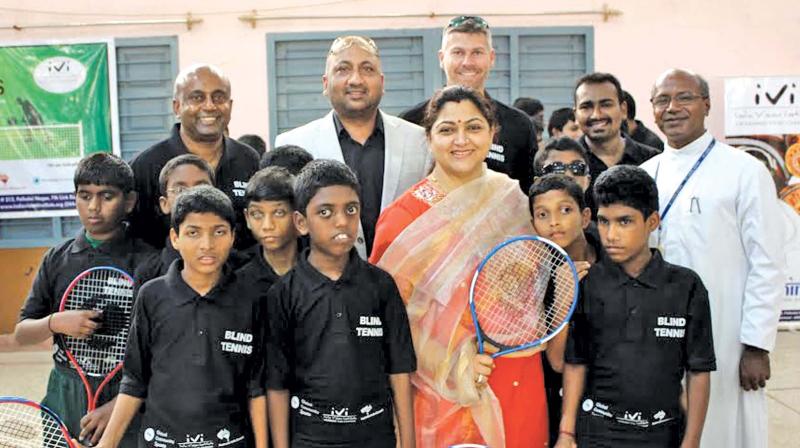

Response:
(559, 430), (575, 439)
(47, 314), (55, 334)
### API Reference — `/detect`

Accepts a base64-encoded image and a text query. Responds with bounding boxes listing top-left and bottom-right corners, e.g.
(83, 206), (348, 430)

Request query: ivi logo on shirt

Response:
(220, 330), (253, 354)
(232, 180), (247, 197)
(487, 143), (506, 163)
(356, 315), (383, 337)
(653, 316), (686, 338)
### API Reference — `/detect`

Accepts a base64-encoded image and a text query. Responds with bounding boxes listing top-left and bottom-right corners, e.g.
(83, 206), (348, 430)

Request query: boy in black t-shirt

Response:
(528, 174), (603, 447)
(93, 186), (267, 448)
(237, 166), (301, 290)
(14, 153), (155, 446)
(556, 166), (715, 448)
(137, 154), (215, 284)
(266, 160), (416, 448)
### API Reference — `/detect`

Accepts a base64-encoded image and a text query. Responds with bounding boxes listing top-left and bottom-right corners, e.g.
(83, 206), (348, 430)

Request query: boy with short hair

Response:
(556, 165), (715, 448)
(528, 174), (600, 447)
(266, 159), (416, 448)
(13, 152), (155, 446)
(259, 144), (314, 174)
(529, 174), (601, 265)
(547, 107), (583, 142)
(138, 154), (215, 283)
(237, 166), (300, 290)
(534, 137), (592, 193)
(93, 185), (267, 448)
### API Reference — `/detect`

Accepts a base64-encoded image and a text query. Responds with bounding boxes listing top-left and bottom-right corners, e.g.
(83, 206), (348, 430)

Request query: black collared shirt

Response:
(235, 248), (281, 293)
(565, 250), (716, 416)
(579, 135), (659, 216)
(120, 260), (267, 447)
(333, 113), (385, 257)
(401, 95), (537, 193)
(19, 229), (156, 367)
(629, 120), (664, 151)
(266, 249), (416, 445)
(136, 237), (181, 287)
(129, 123), (260, 250)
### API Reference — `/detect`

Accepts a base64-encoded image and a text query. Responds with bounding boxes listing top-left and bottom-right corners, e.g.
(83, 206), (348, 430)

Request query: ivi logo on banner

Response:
(33, 57), (87, 94)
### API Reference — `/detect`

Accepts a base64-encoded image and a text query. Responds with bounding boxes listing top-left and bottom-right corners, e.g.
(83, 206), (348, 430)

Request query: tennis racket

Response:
(0, 396), (76, 448)
(57, 267), (135, 416)
(469, 235), (579, 358)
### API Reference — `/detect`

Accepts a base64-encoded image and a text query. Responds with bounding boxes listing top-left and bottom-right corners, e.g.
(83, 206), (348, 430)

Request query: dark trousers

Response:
(42, 364), (140, 447)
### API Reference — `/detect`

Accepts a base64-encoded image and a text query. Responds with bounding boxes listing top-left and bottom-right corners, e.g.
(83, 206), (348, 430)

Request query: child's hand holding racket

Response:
(79, 398), (115, 446)
(51, 310), (102, 339)
(574, 261), (591, 281)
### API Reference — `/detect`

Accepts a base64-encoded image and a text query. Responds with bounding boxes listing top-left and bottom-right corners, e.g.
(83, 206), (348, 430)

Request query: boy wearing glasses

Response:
(534, 137), (592, 192)
(130, 64), (260, 251)
(137, 155), (216, 284)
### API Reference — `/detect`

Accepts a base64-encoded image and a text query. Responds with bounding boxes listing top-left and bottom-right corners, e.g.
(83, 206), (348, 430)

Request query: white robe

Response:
(641, 132), (785, 448)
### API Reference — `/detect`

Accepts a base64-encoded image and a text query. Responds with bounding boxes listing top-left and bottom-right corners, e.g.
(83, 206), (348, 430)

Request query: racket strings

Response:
(473, 239), (576, 348)
(0, 403), (70, 448)
(63, 270), (133, 376)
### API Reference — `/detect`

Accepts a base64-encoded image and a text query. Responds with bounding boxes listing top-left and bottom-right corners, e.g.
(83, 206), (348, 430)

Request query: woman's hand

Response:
(472, 353), (495, 388)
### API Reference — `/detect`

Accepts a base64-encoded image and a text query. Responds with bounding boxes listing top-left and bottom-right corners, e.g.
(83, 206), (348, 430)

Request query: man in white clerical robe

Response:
(641, 69), (785, 448)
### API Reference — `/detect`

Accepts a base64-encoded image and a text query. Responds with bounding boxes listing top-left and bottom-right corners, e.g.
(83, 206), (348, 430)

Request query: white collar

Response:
(664, 131), (714, 157)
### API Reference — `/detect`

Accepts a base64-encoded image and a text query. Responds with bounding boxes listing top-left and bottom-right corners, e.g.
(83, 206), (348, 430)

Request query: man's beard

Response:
(332, 96), (381, 121)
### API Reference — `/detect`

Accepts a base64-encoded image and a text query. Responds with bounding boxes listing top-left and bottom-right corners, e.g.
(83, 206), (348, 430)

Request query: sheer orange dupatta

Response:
(375, 171), (533, 448)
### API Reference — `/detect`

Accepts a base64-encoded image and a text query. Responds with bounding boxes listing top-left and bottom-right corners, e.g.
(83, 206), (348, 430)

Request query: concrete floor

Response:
(1, 332), (799, 446)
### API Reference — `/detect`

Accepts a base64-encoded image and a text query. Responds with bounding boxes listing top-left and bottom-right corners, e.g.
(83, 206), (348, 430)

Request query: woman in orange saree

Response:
(370, 86), (552, 448)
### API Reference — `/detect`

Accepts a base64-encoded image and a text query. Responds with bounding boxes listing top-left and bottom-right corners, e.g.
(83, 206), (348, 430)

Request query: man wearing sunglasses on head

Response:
(400, 15), (538, 194)
(573, 72), (660, 216)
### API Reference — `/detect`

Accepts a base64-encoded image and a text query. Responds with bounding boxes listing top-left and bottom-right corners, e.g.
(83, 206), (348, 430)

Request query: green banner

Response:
(0, 42), (113, 218)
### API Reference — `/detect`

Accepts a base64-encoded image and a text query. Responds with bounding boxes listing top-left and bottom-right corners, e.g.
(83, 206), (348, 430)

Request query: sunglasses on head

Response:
(447, 15), (490, 29)
(540, 161), (588, 176)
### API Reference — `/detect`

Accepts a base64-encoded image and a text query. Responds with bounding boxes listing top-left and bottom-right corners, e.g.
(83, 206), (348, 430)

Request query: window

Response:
(267, 27), (593, 143)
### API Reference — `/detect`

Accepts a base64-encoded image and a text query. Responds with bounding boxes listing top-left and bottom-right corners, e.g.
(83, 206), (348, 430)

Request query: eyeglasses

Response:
(650, 93), (706, 109)
(540, 161), (588, 177)
(446, 15), (490, 30)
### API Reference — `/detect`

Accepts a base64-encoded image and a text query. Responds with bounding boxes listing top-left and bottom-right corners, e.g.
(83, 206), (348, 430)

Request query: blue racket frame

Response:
(0, 396), (76, 447)
(468, 235), (580, 358)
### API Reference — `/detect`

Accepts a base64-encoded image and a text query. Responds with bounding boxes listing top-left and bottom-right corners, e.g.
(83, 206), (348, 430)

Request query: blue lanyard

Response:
(655, 138), (716, 221)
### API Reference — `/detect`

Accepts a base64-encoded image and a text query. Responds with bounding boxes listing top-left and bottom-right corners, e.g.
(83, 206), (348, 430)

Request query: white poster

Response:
(724, 76), (800, 136)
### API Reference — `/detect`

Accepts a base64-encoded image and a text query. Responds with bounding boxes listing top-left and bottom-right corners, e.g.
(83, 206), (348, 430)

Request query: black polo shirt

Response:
(120, 260), (266, 447)
(266, 249), (416, 446)
(19, 229), (156, 367)
(333, 113), (385, 257)
(135, 237), (180, 288)
(129, 123), (260, 250)
(235, 249), (281, 293)
(401, 94), (537, 193)
(579, 135), (659, 216)
(629, 120), (664, 151)
(565, 250), (715, 426)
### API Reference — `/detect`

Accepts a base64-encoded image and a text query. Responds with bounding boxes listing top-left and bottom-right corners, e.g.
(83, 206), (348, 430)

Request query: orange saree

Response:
(371, 171), (548, 448)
